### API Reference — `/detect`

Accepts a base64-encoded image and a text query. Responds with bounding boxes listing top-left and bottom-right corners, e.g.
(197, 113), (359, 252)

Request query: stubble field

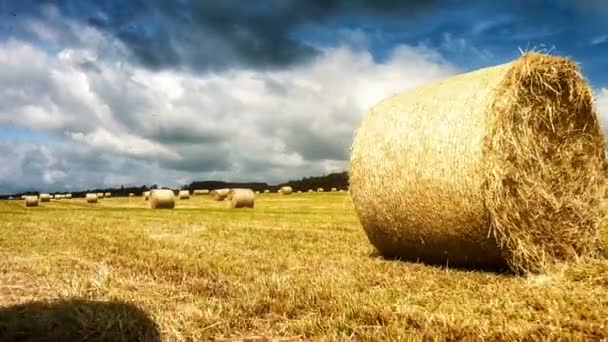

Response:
(1, 193), (608, 341)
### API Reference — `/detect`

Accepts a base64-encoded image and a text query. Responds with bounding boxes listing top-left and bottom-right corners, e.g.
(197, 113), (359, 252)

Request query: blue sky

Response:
(0, 0), (607, 194)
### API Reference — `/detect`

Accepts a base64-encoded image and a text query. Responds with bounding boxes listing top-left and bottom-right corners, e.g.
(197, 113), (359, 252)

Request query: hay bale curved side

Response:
(210, 189), (230, 201)
(178, 190), (190, 200)
(229, 188), (255, 208)
(279, 186), (293, 195)
(86, 193), (98, 203)
(25, 196), (38, 207)
(349, 52), (607, 273)
(39, 194), (50, 202)
(149, 189), (175, 209)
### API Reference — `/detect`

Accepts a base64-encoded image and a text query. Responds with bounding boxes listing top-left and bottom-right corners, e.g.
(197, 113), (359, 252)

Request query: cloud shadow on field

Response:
(0, 298), (161, 342)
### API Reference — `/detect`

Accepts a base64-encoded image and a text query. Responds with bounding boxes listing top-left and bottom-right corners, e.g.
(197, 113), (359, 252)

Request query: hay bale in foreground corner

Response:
(229, 188), (255, 208)
(279, 186), (293, 195)
(349, 52), (607, 274)
(149, 189), (175, 209)
(210, 189), (230, 201)
(39, 193), (50, 202)
(193, 189), (209, 195)
(178, 190), (190, 200)
(25, 196), (38, 207)
(86, 193), (98, 203)
(143, 191), (150, 200)
(317, 188), (324, 192)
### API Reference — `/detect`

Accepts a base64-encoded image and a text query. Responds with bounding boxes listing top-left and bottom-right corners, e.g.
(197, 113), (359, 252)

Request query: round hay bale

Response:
(210, 189), (230, 201)
(255, 191), (260, 194)
(264, 189), (270, 193)
(297, 190), (302, 193)
(104, 192), (111, 198)
(25, 196), (38, 207)
(349, 52), (607, 274)
(193, 189), (210, 195)
(39, 194), (50, 202)
(149, 189), (175, 209)
(178, 190), (190, 200)
(279, 186), (293, 195)
(317, 188), (324, 192)
(228, 188), (255, 208)
(129, 193), (135, 197)
(97, 192), (104, 199)
(331, 187), (337, 192)
(20, 195), (26, 200)
(86, 193), (98, 203)
(143, 191), (150, 200)
(308, 189), (313, 193)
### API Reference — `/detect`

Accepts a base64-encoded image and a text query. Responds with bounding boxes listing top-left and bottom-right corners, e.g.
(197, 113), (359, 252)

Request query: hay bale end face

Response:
(210, 189), (230, 201)
(349, 52), (607, 274)
(149, 189), (175, 209)
(25, 196), (38, 207)
(229, 188), (255, 208)
(86, 193), (98, 203)
(39, 194), (50, 202)
(279, 186), (293, 195)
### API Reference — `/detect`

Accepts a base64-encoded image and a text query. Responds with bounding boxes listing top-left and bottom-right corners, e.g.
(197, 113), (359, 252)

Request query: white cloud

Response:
(597, 88), (608, 131)
(0, 17), (459, 193)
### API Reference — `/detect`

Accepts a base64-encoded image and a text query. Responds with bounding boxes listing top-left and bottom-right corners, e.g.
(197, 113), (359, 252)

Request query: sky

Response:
(0, 0), (607, 194)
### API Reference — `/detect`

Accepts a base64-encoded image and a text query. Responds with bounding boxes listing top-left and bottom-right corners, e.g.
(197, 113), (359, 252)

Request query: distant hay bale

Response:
(8, 196), (13, 200)
(193, 189), (209, 195)
(228, 188), (255, 208)
(20, 195), (26, 200)
(149, 189), (175, 209)
(297, 190), (302, 193)
(66, 194), (72, 199)
(178, 190), (190, 200)
(317, 188), (324, 192)
(86, 193), (98, 203)
(97, 193), (104, 199)
(349, 52), (607, 274)
(143, 191), (150, 200)
(255, 191), (260, 194)
(105, 192), (111, 198)
(279, 186), (293, 195)
(25, 196), (38, 207)
(210, 189), (230, 201)
(39, 194), (50, 202)
(264, 189), (270, 193)
(129, 193), (134, 197)
(331, 188), (337, 192)
(308, 189), (313, 193)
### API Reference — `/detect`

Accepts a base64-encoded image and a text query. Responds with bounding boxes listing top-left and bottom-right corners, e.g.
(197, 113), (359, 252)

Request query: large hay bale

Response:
(149, 189), (175, 209)
(86, 193), (98, 203)
(143, 191), (150, 201)
(279, 186), (293, 195)
(25, 196), (38, 207)
(178, 190), (190, 200)
(210, 189), (230, 201)
(39, 194), (50, 202)
(349, 53), (607, 274)
(193, 189), (210, 195)
(228, 188), (255, 208)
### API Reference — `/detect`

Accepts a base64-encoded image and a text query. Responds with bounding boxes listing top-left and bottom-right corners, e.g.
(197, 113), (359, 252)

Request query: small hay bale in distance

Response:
(178, 190), (190, 200)
(263, 189), (270, 193)
(228, 188), (255, 208)
(86, 193), (98, 203)
(308, 189), (313, 193)
(317, 188), (324, 192)
(349, 52), (607, 274)
(279, 186), (293, 195)
(97, 192), (104, 199)
(210, 189), (230, 201)
(143, 191), (150, 200)
(193, 189), (210, 195)
(39, 193), (50, 202)
(129, 193), (134, 197)
(66, 194), (72, 199)
(25, 196), (38, 207)
(20, 195), (26, 200)
(255, 191), (260, 194)
(104, 192), (111, 198)
(331, 187), (337, 192)
(149, 189), (175, 209)
(297, 190), (302, 193)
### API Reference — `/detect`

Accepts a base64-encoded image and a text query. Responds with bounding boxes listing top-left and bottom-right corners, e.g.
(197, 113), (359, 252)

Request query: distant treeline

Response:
(1, 172), (349, 199)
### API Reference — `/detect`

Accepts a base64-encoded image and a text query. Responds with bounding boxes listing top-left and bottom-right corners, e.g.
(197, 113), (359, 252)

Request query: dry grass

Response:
(1, 193), (608, 341)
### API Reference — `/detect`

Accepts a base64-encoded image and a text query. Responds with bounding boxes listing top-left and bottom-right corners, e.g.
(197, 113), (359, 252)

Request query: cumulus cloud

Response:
(0, 12), (460, 194)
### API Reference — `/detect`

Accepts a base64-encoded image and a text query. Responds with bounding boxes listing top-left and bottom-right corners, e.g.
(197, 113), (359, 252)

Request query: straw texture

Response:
(349, 52), (607, 274)
(149, 189), (175, 209)
(228, 188), (255, 208)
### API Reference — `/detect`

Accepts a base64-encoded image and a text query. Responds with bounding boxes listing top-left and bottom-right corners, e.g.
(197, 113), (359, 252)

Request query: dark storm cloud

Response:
(14, 0), (441, 72)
